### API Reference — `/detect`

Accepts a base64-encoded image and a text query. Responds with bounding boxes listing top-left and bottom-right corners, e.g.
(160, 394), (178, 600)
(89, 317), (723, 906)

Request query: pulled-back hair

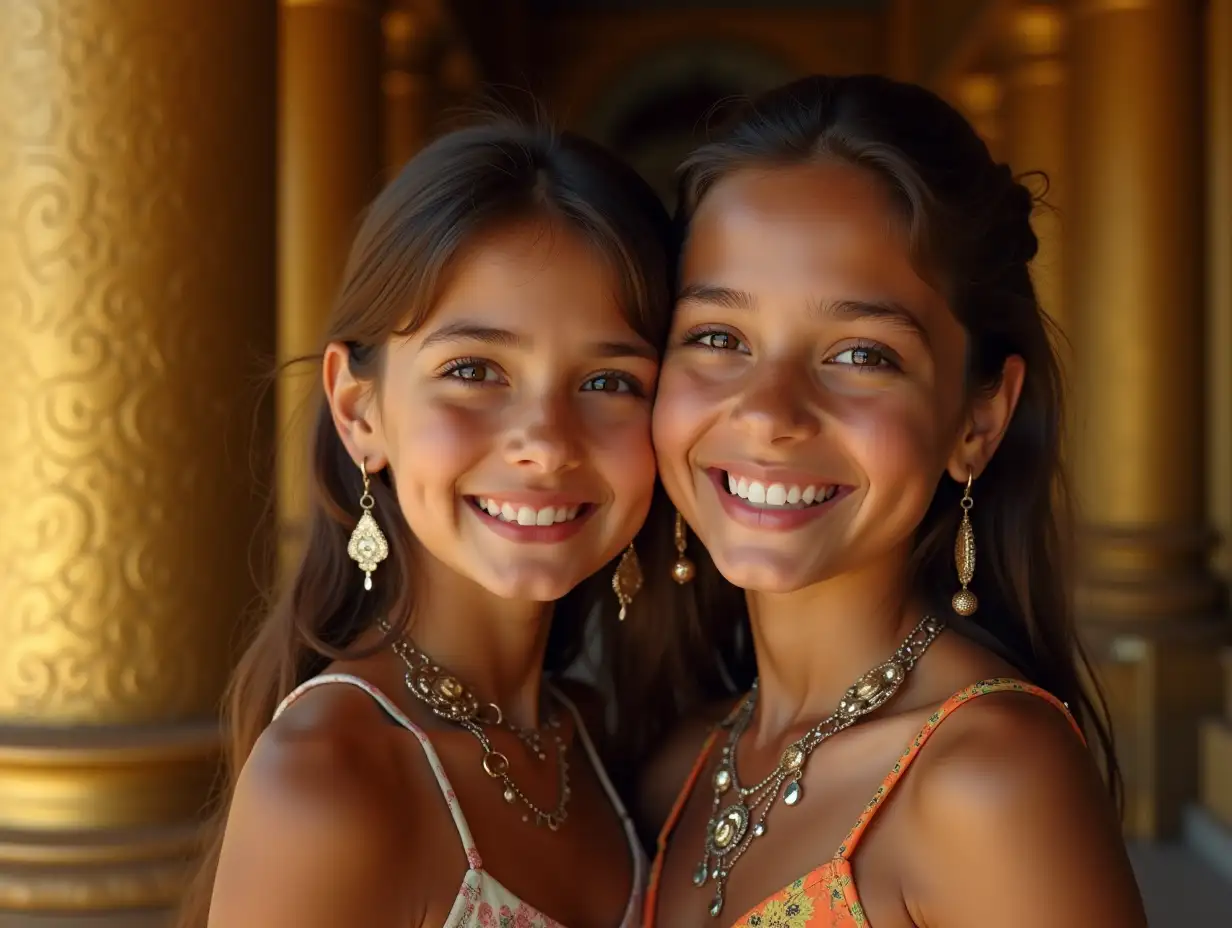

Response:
(626, 73), (1118, 802)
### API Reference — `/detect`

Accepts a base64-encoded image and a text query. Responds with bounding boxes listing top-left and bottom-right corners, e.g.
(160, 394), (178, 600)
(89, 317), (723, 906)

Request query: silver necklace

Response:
(381, 621), (572, 830)
(695, 615), (944, 917)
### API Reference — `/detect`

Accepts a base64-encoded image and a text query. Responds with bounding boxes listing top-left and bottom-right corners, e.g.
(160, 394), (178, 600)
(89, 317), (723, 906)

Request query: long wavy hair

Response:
(176, 119), (701, 926)
(619, 74), (1120, 802)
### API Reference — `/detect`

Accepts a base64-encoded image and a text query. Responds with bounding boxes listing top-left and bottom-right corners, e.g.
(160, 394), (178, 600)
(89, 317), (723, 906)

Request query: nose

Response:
(729, 365), (822, 446)
(502, 393), (583, 474)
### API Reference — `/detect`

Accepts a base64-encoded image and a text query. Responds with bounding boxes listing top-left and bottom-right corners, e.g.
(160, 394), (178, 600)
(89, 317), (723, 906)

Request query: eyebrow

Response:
(418, 321), (658, 361)
(816, 298), (930, 346)
(677, 284), (929, 346)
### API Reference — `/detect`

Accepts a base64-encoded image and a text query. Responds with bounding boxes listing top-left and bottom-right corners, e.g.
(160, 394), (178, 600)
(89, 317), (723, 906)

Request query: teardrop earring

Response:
(612, 544), (643, 621)
(347, 458), (389, 591)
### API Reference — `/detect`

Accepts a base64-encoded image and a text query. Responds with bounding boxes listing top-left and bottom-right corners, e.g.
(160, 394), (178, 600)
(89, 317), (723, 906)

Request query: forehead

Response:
(429, 217), (629, 332)
(682, 163), (931, 304)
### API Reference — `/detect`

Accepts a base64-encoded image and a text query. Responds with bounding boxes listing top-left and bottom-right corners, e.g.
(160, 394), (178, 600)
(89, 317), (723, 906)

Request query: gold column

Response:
(953, 72), (1004, 162)
(1001, 6), (1066, 341)
(0, 0), (275, 921)
(278, 0), (384, 567)
(1068, 0), (1222, 838)
(383, 3), (441, 181)
(1199, 0), (1232, 836)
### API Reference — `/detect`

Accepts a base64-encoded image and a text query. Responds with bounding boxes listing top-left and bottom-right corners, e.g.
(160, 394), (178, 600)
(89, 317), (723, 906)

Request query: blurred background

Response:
(0, 0), (1229, 924)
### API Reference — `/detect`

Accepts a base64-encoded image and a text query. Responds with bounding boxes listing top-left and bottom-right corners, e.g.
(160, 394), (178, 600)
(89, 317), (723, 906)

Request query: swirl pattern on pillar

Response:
(0, 0), (276, 723)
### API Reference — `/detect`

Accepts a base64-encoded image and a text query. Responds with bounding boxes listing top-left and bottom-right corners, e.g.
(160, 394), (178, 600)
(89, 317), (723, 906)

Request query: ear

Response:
(946, 354), (1026, 484)
(322, 342), (389, 472)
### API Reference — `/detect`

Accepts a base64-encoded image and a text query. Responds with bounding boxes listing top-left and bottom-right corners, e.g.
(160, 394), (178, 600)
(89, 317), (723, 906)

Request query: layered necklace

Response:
(695, 615), (945, 917)
(379, 620), (571, 830)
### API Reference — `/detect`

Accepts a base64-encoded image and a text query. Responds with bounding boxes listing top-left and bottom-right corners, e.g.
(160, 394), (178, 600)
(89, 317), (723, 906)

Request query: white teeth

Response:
(725, 475), (835, 509)
(475, 499), (584, 526)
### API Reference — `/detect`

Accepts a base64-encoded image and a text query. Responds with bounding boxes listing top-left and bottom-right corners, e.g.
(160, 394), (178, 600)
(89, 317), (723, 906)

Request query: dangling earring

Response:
(951, 471), (978, 616)
(347, 458), (389, 591)
(612, 544), (643, 621)
(671, 511), (696, 584)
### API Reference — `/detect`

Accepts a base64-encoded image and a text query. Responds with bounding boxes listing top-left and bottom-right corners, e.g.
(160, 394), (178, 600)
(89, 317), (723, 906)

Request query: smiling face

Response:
(653, 161), (977, 594)
(330, 217), (661, 603)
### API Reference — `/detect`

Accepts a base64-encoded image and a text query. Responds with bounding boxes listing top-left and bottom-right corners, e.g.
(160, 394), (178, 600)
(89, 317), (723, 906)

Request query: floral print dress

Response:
(644, 678), (1082, 928)
(274, 674), (645, 928)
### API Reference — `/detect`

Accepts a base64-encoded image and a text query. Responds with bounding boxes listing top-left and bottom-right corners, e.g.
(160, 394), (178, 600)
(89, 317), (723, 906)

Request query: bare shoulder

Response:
(636, 699), (736, 843)
(209, 685), (421, 928)
(902, 689), (1147, 928)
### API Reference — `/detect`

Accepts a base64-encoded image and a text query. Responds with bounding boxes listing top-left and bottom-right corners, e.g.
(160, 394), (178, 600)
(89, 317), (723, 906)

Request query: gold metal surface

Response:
(1067, 0), (1216, 621)
(278, 0), (384, 568)
(952, 73), (1003, 160)
(0, 0), (275, 911)
(383, 6), (437, 179)
(1207, 0), (1232, 585)
(1002, 7), (1066, 340)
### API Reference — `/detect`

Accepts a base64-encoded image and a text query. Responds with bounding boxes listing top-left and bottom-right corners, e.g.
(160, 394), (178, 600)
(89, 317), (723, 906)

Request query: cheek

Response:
(386, 402), (491, 498)
(837, 393), (948, 505)
(651, 363), (712, 474)
(585, 403), (657, 508)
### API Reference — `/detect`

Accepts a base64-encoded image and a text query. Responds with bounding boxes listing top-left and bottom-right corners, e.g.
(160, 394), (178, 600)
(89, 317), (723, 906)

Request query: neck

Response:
(400, 556), (555, 731)
(746, 547), (928, 741)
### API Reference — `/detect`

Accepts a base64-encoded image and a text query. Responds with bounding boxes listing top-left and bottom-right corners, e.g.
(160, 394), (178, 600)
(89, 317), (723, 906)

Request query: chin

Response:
(478, 567), (587, 604)
(709, 551), (822, 595)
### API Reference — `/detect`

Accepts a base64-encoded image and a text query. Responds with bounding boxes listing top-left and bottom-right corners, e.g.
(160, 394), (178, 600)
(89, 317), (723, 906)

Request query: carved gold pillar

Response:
(1001, 6), (1066, 341)
(278, 0), (384, 568)
(953, 73), (1004, 162)
(1198, 0), (1232, 847)
(1068, 0), (1222, 839)
(0, 0), (275, 921)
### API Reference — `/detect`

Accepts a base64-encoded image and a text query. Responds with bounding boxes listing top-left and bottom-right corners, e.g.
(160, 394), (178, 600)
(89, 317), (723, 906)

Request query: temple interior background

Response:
(1, 0), (1231, 924)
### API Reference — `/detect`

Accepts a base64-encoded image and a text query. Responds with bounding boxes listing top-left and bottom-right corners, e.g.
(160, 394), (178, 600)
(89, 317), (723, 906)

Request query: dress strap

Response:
(550, 684), (646, 927)
(643, 727), (721, 925)
(273, 673), (483, 870)
(835, 677), (1083, 860)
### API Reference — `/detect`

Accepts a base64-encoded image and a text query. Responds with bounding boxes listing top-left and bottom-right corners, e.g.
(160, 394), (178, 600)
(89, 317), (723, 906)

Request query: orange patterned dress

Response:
(644, 678), (1083, 928)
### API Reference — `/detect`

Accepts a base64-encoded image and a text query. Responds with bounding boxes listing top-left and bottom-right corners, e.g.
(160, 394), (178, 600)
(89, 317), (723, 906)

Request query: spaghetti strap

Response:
(550, 684), (647, 924)
(273, 672), (484, 870)
(835, 676), (1083, 859)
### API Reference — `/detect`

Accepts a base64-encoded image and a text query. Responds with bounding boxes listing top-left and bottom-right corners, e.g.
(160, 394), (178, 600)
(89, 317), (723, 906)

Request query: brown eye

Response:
(832, 345), (889, 368)
(582, 372), (638, 395)
(697, 331), (742, 351)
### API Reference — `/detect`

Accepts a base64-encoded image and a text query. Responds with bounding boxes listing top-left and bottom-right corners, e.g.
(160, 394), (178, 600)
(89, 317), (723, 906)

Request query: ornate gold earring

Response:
(612, 544), (643, 621)
(671, 511), (696, 584)
(347, 458), (389, 591)
(951, 471), (978, 616)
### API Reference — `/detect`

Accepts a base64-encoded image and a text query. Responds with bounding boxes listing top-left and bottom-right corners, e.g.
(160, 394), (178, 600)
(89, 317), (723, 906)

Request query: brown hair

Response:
(635, 74), (1120, 801)
(176, 119), (686, 926)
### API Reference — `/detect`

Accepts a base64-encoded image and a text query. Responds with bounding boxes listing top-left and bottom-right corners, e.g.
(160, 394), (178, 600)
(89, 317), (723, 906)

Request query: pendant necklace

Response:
(694, 615), (945, 917)
(379, 619), (572, 830)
